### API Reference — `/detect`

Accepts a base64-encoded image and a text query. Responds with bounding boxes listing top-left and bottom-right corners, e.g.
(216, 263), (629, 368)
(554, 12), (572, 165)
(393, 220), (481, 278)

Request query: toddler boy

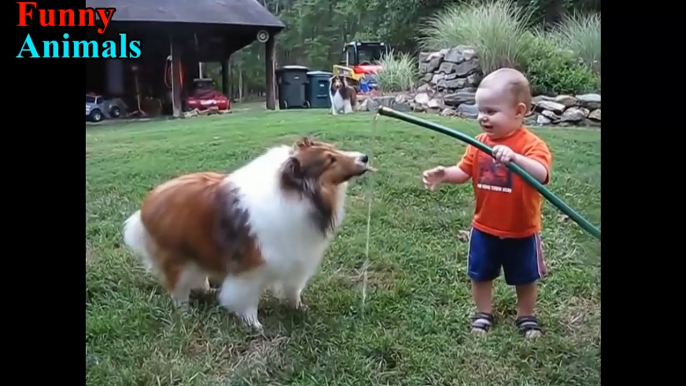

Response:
(422, 68), (552, 338)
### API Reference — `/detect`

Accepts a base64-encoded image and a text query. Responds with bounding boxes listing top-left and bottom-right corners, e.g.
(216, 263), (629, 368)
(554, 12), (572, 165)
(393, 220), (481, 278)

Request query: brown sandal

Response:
(470, 312), (494, 333)
(516, 315), (543, 338)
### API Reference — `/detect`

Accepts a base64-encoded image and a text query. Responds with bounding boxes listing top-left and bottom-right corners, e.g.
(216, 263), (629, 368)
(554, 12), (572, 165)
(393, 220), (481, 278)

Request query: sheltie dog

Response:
(329, 75), (357, 115)
(123, 137), (373, 331)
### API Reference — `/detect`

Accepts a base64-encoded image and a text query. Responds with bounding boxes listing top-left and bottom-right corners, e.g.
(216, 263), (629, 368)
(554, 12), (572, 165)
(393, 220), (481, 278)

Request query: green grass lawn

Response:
(86, 107), (600, 385)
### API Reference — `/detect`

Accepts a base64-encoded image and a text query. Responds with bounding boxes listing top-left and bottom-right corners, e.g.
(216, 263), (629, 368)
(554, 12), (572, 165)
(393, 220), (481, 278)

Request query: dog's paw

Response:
(280, 297), (308, 311)
(237, 313), (263, 332)
(249, 320), (264, 332)
(294, 301), (309, 312)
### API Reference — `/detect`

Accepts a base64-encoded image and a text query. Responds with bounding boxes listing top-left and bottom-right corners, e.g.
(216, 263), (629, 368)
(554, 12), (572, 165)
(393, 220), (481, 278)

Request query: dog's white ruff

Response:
(124, 145), (350, 330)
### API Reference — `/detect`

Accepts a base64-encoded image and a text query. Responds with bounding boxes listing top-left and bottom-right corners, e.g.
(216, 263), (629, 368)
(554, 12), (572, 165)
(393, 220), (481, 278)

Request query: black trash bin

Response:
(305, 71), (333, 109)
(275, 65), (309, 109)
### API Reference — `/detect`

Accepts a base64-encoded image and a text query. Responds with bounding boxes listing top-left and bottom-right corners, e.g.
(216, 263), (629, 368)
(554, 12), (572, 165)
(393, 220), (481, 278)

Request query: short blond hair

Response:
(479, 68), (532, 111)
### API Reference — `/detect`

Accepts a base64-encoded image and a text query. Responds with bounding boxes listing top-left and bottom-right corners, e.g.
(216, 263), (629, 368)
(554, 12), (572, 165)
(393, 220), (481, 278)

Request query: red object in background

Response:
(353, 64), (382, 75)
(186, 79), (230, 111)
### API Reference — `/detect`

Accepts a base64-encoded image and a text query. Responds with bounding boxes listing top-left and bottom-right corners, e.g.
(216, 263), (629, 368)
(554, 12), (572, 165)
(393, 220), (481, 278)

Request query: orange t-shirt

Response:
(457, 127), (552, 238)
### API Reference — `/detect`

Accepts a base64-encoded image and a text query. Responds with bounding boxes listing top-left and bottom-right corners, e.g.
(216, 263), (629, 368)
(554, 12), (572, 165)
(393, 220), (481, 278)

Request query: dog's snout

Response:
(359, 154), (369, 163)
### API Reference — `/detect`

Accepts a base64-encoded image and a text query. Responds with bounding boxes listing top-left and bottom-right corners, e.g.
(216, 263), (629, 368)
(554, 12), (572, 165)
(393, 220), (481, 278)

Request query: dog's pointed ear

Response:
(282, 156), (303, 186)
(295, 137), (313, 150)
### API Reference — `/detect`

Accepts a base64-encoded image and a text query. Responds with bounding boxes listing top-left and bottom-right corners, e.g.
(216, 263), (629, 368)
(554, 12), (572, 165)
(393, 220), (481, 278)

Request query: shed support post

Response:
(265, 32), (276, 110)
(222, 59), (230, 99)
(170, 34), (183, 118)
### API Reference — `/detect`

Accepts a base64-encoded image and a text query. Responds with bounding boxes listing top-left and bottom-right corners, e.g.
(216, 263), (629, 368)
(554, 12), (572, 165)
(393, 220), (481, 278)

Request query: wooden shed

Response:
(85, 0), (286, 116)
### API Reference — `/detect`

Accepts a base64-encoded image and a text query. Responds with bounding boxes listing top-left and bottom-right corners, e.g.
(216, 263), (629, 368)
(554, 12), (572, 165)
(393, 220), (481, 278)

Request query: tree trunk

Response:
(545, 0), (563, 28)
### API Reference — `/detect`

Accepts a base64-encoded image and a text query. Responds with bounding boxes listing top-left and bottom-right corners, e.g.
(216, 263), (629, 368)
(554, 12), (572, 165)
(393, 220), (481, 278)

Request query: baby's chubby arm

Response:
(512, 154), (548, 183)
(492, 145), (550, 184)
(422, 165), (471, 190)
(442, 166), (472, 184)
(423, 144), (477, 190)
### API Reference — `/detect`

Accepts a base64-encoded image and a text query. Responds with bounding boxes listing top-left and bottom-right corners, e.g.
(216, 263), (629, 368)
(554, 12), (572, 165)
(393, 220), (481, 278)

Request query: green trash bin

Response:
(275, 65), (310, 109)
(306, 71), (333, 109)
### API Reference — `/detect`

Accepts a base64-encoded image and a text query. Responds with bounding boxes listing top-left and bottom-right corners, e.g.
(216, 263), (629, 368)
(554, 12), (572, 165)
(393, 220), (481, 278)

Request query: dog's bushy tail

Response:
(123, 210), (157, 273)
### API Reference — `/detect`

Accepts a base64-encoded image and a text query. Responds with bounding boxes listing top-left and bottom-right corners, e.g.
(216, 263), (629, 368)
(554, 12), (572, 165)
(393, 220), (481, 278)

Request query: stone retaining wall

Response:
(355, 45), (601, 128)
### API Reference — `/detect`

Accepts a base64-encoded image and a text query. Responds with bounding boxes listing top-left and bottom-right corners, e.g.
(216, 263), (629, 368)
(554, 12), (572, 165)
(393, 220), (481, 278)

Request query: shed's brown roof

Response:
(86, 0), (285, 29)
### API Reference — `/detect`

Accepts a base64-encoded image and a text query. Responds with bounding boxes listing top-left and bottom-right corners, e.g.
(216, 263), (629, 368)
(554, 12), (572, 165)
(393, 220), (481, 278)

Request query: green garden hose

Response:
(376, 106), (601, 241)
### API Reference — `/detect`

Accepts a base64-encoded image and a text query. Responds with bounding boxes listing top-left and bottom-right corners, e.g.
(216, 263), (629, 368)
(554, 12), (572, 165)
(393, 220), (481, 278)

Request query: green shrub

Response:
(550, 12), (601, 73)
(376, 50), (418, 93)
(417, 0), (535, 74)
(522, 34), (600, 96)
(415, 0), (600, 95)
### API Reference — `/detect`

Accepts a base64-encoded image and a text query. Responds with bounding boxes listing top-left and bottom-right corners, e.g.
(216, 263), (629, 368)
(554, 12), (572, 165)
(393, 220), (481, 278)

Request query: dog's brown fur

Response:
(125, 137), (372, 307)
(138, 172), (263, 293)
(281, 137), (368, 233)
(330, 75), (357, 108)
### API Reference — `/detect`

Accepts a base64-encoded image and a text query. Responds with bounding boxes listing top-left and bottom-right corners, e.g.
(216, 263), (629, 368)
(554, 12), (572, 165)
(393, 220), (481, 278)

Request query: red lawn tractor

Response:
(332, 41), (390, 93)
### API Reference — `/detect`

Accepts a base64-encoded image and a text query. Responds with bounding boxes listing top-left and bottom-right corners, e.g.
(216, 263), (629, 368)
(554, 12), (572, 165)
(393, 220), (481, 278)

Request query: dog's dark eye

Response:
(329, 155), (336, 164)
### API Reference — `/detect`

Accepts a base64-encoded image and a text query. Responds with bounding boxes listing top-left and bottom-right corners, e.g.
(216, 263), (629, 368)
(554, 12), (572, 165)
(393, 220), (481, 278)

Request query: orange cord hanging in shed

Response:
(164, 55), (185, 89)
